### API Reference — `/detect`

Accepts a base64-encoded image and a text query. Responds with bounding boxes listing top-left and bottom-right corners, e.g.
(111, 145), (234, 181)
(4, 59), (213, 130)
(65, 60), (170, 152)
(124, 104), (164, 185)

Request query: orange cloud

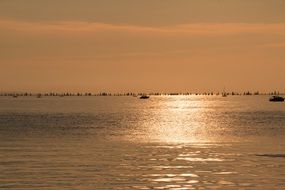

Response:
(1, 19), (285, 37)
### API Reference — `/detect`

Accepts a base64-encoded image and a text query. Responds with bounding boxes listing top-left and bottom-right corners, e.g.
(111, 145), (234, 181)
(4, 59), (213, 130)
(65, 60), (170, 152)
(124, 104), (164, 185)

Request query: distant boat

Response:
(12, 94), (18, 98)
(37, 94), (42, 98)
(140, 95), (150, 99)
(269, 96), (284, 102)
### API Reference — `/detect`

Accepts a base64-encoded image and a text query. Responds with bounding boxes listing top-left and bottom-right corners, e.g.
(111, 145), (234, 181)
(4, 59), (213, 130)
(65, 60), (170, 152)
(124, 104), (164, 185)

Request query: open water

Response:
(0, 96), (284, 189)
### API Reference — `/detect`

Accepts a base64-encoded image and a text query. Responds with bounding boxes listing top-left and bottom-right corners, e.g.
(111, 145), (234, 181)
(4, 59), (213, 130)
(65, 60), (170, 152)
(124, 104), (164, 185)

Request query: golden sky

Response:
(0, 0), (285, 92)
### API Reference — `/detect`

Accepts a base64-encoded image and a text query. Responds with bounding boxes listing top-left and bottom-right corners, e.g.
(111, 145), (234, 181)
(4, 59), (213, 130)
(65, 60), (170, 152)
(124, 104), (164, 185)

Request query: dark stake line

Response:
(0, 91), (284, 97)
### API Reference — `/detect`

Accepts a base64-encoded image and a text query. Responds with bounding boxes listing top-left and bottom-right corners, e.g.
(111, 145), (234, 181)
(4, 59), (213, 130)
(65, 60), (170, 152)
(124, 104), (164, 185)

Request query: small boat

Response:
(12, 94), (18, 98)
(140, 95), (150, 99)
(37, 94), (42, 98)
(269, 96), (284, 102)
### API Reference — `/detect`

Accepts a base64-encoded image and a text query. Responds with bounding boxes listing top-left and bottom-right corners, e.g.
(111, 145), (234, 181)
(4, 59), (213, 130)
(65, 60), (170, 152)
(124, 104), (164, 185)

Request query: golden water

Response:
(0, 96), (284, 189)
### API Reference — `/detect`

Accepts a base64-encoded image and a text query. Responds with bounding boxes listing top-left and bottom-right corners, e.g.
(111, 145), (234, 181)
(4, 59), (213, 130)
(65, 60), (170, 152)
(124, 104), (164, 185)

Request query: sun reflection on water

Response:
(120, 96), (248, 189)
(134, 96), (221, 144)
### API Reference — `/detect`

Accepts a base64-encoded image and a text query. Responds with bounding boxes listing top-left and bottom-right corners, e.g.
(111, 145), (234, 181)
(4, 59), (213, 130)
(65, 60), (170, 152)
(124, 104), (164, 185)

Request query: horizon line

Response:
(1, 91), (284, 96)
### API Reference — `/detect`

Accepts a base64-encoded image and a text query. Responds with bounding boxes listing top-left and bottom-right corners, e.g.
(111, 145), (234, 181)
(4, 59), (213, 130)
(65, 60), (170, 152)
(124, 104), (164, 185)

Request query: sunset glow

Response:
(1, 0), (285, 93)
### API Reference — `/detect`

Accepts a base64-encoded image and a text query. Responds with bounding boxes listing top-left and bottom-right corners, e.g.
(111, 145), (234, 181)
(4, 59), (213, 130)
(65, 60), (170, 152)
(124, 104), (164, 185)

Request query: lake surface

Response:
(0, 96), (284, 189)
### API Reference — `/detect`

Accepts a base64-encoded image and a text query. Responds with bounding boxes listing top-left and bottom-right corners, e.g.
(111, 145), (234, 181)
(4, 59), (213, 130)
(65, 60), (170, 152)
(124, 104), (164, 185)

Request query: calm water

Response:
(0, 96), (284, 189)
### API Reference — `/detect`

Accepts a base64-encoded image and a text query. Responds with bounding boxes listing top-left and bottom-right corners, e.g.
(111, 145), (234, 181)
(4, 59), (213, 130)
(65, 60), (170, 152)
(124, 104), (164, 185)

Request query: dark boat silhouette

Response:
(269, 96), (284, 102)
(140, 95), (150, 99)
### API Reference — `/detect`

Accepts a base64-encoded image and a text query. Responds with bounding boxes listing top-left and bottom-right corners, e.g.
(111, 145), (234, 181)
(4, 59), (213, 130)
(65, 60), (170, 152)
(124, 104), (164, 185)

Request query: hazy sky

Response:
(1, 0), (285, 92)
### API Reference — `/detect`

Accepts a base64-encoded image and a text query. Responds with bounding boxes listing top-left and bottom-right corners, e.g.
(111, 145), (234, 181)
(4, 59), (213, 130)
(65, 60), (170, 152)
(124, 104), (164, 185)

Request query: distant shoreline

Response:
(0, 91), (284, 97)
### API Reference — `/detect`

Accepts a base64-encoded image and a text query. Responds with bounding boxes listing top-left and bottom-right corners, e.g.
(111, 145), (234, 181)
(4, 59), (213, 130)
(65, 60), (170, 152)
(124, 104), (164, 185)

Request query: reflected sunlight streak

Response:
(134, 96), (221, 143)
